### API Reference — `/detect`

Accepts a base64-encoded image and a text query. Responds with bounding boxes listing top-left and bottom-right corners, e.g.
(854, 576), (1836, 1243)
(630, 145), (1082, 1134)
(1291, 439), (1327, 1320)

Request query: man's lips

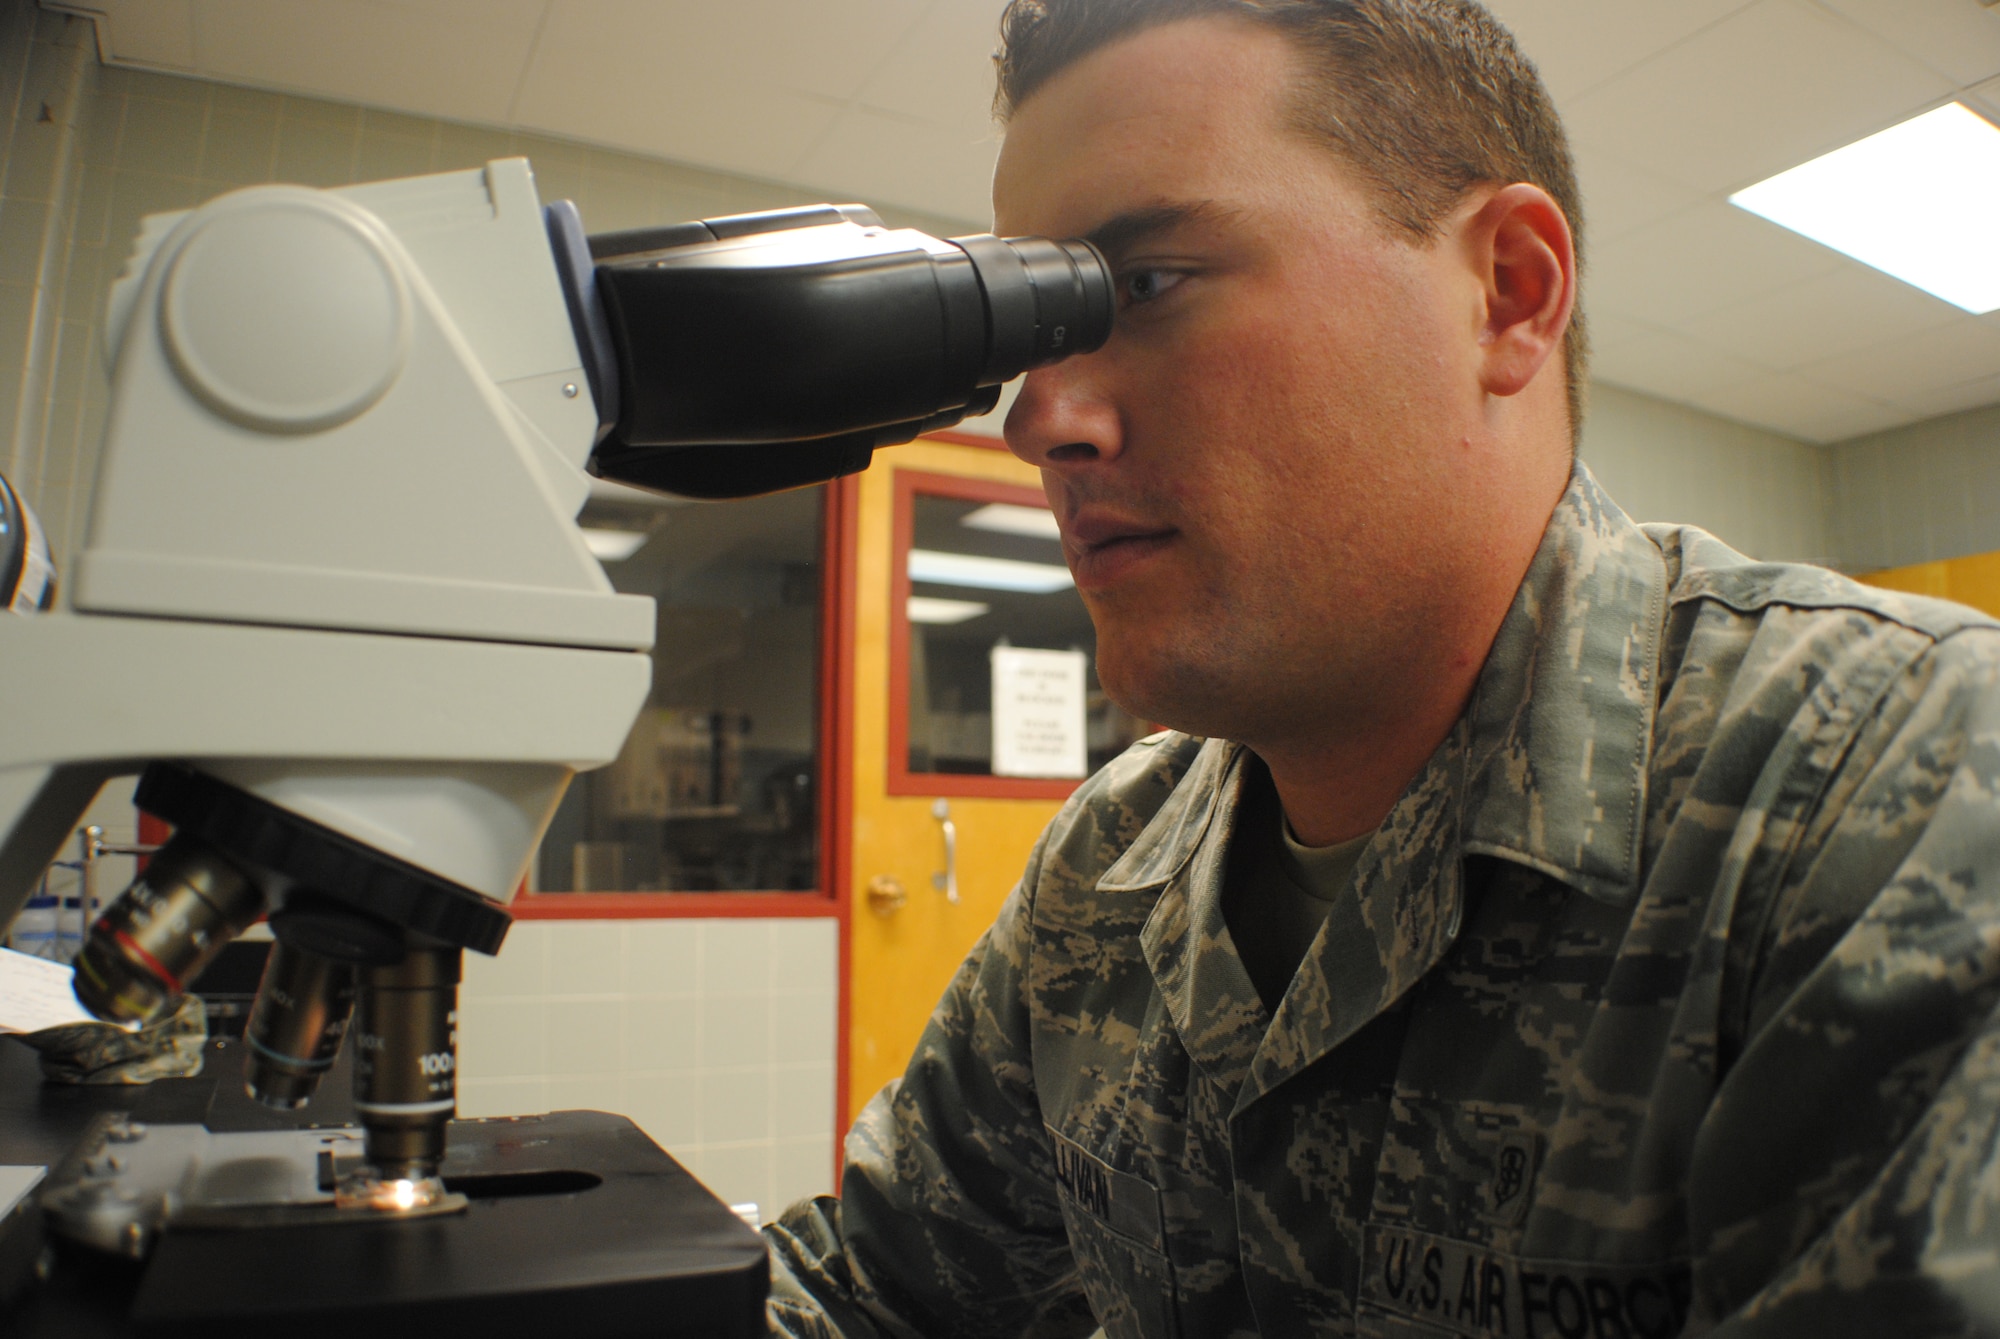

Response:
(1064, 512), (1178, 589)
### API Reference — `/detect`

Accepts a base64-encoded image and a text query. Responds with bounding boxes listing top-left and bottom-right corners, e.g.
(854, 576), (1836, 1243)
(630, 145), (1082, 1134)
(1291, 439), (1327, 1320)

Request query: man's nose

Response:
(1003, 362), (1124, 470)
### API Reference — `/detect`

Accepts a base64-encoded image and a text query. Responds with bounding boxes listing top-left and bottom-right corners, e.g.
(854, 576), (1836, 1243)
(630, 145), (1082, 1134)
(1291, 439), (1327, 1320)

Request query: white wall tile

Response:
(544, 919), (627, 997)
(702, 919), (775, 992)
(701, 1067), (774, 1144)
(772, 1066), (836, 1141)
(543, 998), (624, 1075)
(625, 997), (700, 1071)
(458, 997), (550, 1080)
(457, 1076), (548, 1119)
(701, 990), (773, 1070)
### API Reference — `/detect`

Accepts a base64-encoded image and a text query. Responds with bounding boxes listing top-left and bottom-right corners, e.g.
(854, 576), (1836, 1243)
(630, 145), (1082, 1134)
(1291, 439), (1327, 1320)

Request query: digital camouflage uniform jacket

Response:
(768, 466), (2000, 1338)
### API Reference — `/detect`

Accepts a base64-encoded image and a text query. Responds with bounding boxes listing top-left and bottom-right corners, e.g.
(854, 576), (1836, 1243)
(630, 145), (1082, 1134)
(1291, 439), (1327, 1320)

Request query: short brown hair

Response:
(994, 0), (1589, 444)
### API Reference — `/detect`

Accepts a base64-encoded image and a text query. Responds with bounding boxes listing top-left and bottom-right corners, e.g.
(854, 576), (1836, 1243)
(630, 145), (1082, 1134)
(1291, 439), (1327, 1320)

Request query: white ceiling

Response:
(53, 0), (2000, 444)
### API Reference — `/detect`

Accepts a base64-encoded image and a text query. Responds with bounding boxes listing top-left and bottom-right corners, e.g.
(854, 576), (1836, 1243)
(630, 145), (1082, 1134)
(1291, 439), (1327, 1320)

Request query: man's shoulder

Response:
(1643, 521), (2000, 647)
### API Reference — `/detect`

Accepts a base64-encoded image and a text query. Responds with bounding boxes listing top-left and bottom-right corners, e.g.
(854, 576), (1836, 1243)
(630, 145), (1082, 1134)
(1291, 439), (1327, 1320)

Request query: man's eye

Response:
(1119, 269), (1184, 306)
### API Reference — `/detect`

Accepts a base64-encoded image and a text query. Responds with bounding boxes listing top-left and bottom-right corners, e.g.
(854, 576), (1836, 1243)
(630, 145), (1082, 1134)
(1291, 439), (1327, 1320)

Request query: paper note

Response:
(0, 945), (99, 1034)
(0, 1166), (44, 1217)
(991, 646), (1089, 778)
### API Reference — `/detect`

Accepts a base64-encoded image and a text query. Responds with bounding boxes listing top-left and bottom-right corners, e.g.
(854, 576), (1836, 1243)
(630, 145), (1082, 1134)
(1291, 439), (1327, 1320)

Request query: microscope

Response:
(0, 158), (1109, 1333)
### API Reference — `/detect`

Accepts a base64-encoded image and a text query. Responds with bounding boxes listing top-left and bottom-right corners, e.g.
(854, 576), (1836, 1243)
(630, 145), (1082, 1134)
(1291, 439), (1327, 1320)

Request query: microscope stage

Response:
(128, 1108), (769, 1338)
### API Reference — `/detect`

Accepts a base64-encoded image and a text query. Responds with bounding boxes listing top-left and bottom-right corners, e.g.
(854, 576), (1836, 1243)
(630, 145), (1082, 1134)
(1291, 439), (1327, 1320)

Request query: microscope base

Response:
(123, 1108), (767, 1338)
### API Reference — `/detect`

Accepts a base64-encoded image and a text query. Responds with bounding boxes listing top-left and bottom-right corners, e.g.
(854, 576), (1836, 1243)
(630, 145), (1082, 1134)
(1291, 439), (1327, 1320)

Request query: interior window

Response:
(903, 488), (1147, 780)
(535, 483), (824, 892)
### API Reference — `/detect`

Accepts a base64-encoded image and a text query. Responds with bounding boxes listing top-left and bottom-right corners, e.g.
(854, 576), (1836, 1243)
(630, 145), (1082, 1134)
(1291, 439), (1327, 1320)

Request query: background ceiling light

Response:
(960, 503), (1062, 541)
(907, 596), (990, 625)
(907, 549), (1074, 593)
(1730, 102), (2000, 315)
(581, 528), (647, 561)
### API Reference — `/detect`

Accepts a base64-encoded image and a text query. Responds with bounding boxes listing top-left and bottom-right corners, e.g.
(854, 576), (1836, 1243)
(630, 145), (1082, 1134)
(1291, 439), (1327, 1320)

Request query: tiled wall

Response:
(459, 917), (841, 1220)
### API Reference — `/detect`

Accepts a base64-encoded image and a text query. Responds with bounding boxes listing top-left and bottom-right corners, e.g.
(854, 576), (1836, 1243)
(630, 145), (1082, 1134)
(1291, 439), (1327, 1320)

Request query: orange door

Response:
(842, 436), (1142, 1124)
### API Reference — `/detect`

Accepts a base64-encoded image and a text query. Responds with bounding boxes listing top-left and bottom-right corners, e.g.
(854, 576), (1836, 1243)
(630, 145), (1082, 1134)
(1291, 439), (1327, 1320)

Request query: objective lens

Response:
(72, 833), (264, 1026)
(243, 941), (357, 1109)
(351, 946), (459, 1185)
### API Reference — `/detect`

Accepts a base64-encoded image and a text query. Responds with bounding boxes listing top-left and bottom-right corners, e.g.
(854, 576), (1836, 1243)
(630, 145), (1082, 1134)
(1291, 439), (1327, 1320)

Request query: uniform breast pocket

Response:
(1048, 1126), (1179, 1339)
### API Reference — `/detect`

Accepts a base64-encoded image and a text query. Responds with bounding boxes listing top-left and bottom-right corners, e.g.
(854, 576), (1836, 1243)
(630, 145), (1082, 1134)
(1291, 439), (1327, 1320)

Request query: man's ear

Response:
(1464, 183), (1575, 399)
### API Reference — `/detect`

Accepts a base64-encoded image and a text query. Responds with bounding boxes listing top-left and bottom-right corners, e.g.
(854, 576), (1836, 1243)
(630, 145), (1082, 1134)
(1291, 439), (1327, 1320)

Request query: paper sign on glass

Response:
(991, 646), (1088, 778)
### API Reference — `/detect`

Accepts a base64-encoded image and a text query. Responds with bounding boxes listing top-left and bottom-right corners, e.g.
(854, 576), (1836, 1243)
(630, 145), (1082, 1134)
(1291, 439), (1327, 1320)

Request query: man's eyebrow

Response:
(1082, 202), (1224, 260)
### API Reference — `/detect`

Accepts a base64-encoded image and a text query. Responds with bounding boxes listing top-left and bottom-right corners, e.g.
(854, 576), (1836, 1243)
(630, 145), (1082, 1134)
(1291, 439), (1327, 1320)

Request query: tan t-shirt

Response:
(1222, 764), (1371, 1013)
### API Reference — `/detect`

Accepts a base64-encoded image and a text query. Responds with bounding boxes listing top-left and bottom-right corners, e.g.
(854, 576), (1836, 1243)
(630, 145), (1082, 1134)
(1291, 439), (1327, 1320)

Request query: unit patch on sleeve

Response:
(1361, 1225), (1691, 1339)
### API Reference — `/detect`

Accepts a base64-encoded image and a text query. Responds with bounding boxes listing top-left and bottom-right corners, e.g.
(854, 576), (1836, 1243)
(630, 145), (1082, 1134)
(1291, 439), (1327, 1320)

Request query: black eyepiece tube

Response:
(581, 207), (1112, 499)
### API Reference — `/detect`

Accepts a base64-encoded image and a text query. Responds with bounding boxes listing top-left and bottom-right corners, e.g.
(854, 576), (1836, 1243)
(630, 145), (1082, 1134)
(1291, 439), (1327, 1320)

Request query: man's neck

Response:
(1251, 677), (1477, 846)
(1253, 459), (1571, 848)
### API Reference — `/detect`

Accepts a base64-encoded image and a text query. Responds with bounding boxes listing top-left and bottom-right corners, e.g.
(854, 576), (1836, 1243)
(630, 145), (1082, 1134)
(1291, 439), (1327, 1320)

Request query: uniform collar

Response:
(1458, 463), (1666, 906)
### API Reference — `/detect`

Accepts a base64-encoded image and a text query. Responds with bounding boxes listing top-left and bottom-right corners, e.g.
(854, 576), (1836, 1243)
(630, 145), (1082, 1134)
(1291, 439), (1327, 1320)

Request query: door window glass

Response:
(535, 483), (824, 892)
(901, 484), (1147, 784)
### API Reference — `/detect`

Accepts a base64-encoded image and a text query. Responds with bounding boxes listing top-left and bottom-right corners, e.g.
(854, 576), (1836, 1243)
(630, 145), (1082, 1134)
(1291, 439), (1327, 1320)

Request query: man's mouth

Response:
(1064, 512), (1178, 589)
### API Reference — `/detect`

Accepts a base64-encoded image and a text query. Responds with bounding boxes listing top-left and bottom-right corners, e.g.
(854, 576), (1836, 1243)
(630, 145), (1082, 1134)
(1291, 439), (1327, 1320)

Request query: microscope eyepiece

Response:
(572, 205), (1113, 499)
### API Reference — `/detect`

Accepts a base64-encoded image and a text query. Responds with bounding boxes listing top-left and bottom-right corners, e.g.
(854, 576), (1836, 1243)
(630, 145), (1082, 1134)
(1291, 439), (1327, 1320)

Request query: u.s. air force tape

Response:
(1362, 1226), (1692, 1339)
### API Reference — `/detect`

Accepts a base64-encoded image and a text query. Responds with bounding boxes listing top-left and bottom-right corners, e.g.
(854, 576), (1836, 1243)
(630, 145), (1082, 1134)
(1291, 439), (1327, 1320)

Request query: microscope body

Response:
(0, 155), (1111, 1317)
(0, 159), (653, 1198)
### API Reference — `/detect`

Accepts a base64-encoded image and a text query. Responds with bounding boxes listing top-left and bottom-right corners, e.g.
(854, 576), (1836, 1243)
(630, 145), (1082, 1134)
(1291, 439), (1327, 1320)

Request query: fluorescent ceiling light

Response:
(908, 548), (1074, 593)
(907, 596), (991, 625)
(960, 502), (1062, 541)
(581, 528), (647, 561)
(1730, 103), (2000, 315)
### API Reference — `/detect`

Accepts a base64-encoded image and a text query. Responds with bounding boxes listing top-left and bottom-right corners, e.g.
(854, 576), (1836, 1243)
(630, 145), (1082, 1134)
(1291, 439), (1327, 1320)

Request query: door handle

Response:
(866, 874), (907, 917)
(930, 798), (959, 904)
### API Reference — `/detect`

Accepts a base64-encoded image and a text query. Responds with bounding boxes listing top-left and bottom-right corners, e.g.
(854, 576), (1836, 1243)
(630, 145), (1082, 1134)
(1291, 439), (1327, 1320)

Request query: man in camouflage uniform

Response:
(767, 2), (2000, 1335)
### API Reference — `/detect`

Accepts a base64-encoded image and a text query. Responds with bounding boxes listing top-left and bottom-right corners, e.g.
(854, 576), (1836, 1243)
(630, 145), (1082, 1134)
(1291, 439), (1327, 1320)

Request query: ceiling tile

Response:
(792, 105), (994, 227)
(1810, 0), (2000, 88)
(524, 0), (929, 111)
(1566, 0), (1951, 194)
(1687, 369), (1906, 441)
(1677, 263), (1963, 369)
(191, 0), (546, 125)
(91, 0), (197, 69)
(1796, 317), (2000, 403)
(512, 4), (855, 183)
(851, 0), (1008, 124)
(1571, 146), (1703, 244)
(1585, 199), (1845, 326)
(1480, 0), (1758, 102)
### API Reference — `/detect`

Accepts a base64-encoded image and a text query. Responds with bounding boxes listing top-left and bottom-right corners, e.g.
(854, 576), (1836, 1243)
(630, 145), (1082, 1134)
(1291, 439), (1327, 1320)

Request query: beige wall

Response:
(1825, 403), (2000, 574)
(1579, 381), (1833, 566)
